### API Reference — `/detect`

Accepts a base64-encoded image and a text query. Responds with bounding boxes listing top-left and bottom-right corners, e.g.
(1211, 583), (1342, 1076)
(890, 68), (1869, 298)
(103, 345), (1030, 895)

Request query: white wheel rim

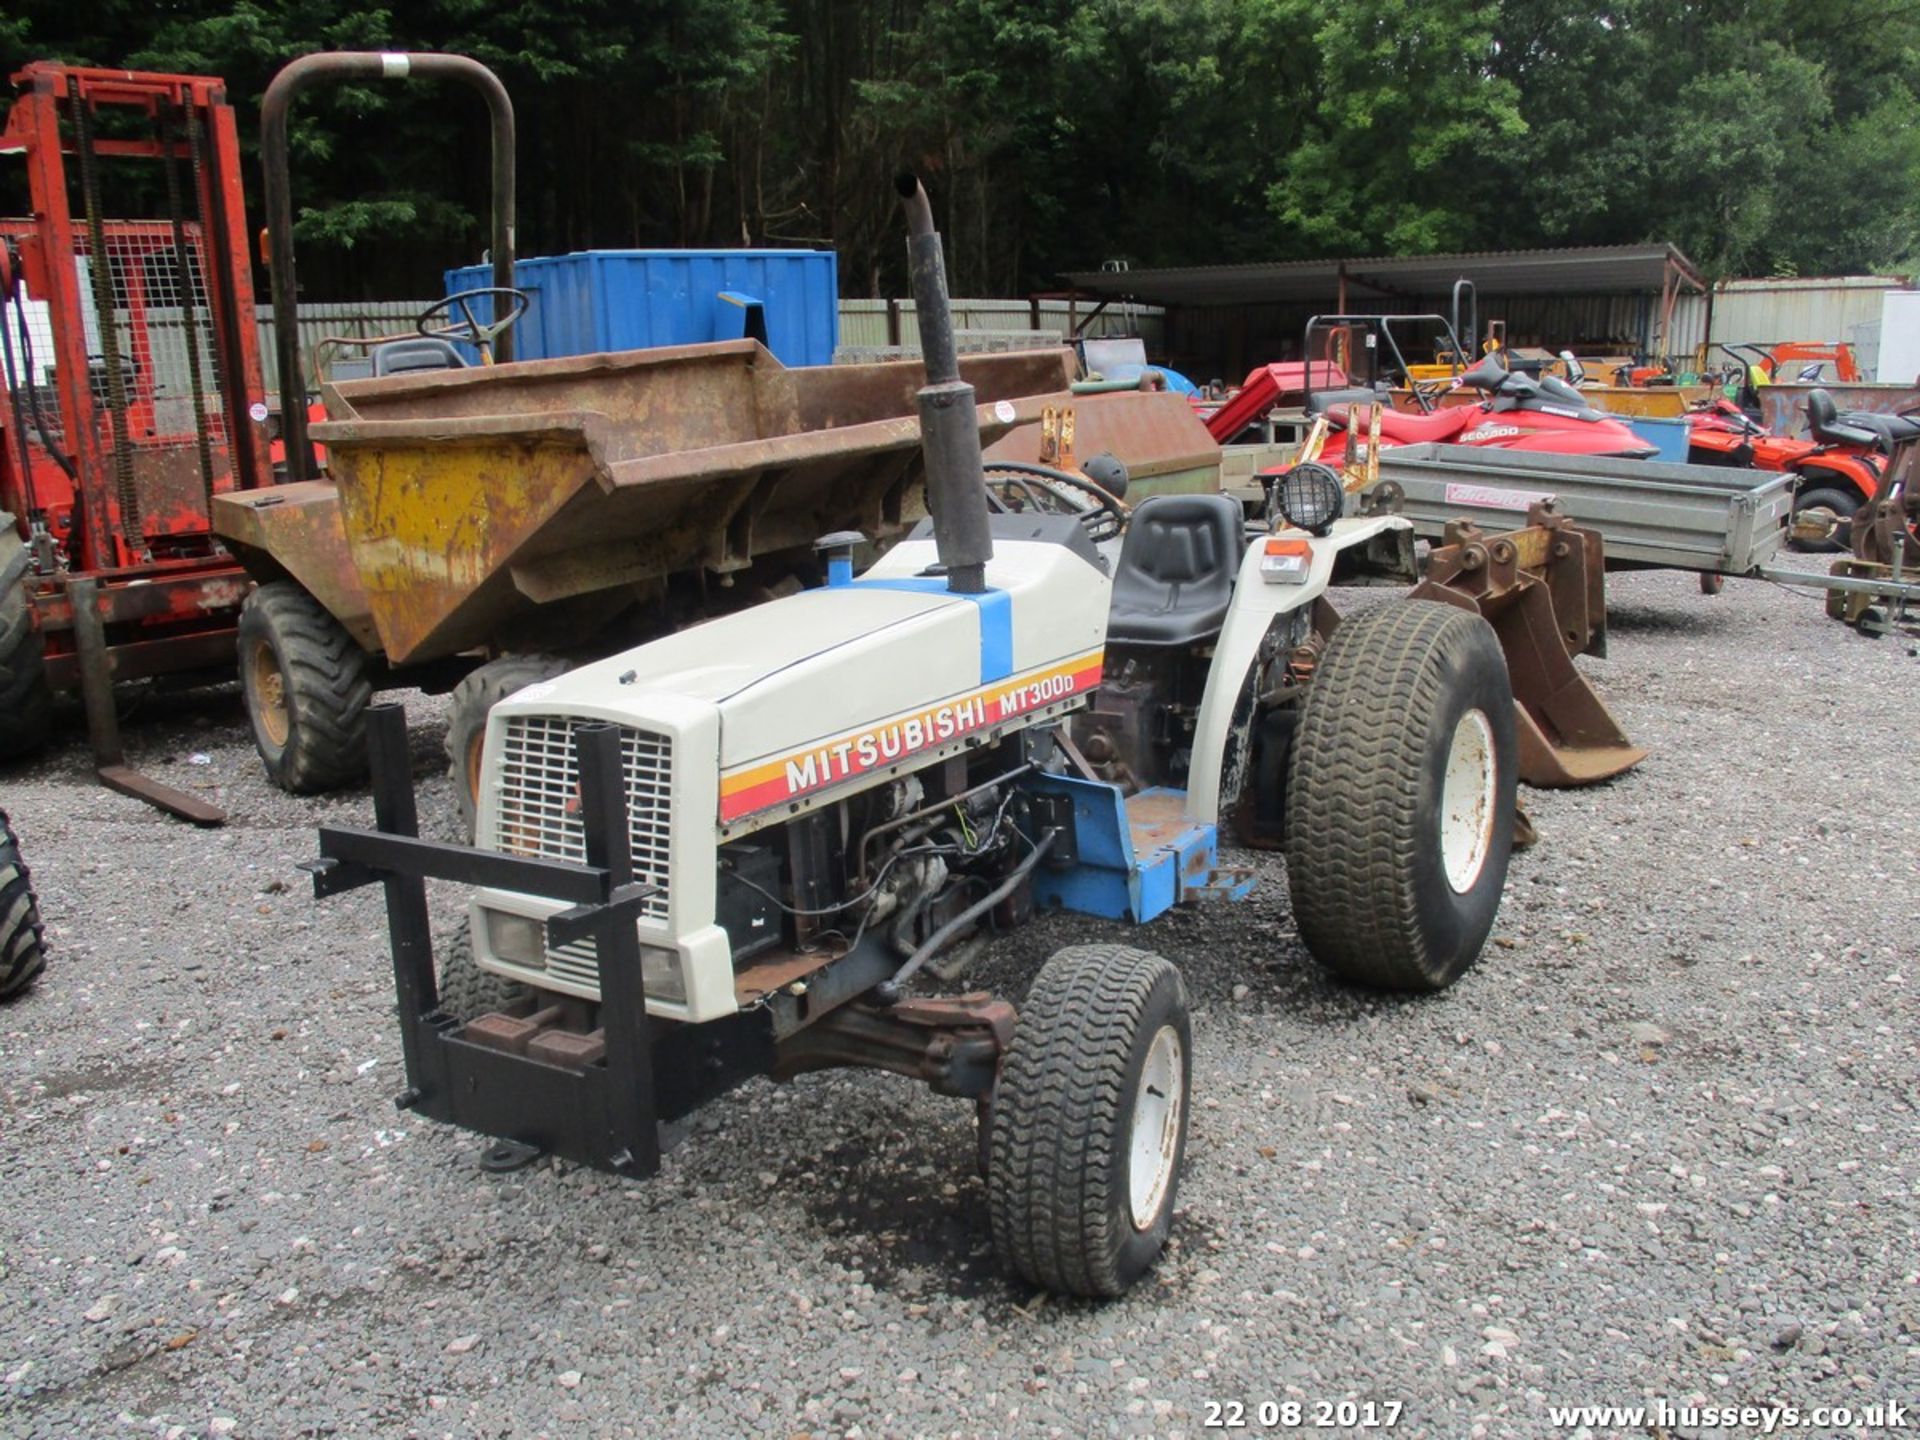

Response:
(1441, 708), (1497, 894)
(1128, 1024), (1184, 1230)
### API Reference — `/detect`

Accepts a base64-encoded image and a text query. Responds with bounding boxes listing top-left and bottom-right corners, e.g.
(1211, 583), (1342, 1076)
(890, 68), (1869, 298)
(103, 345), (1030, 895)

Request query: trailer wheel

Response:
(0, 807), (47, 1000)
(1789, 485), (1859, 554)
(446, 654), (569, 837)
(1284, 600), (1516, 992)
(238, 582), (372, 794)
(0, 524), (52, 760)
(438, 918), (531, 1022)
(988, 944), (1191, 1298)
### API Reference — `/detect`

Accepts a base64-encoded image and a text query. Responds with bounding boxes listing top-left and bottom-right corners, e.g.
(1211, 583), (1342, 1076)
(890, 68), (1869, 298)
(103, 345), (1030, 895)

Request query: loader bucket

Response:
(1411, 506), (1646, 787)
(288, 342), (1071, 665)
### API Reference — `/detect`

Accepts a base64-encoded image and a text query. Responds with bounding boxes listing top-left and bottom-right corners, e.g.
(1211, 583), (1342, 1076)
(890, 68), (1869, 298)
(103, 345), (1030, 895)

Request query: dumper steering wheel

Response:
(982, 462), (1129, 542)
(417, 287), (530, 364)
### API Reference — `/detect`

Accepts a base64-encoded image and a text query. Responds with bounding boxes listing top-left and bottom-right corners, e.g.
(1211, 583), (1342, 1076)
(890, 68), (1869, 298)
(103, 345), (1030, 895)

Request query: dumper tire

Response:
(0, 807), (47, 1000)
(988, 944), (1191, 1298)
(1283, 600), (1516, 992)
(437, 918), (531, 1023)
(1789, 485), (1858, 554)
(447, 654), (570, 838)
(238, 581), (372, 794)
(0, 522), (52, 761)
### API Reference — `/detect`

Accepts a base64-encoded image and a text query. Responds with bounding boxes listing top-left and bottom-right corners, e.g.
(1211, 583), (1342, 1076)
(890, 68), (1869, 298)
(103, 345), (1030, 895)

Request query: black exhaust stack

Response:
(896, 175), (992, 595)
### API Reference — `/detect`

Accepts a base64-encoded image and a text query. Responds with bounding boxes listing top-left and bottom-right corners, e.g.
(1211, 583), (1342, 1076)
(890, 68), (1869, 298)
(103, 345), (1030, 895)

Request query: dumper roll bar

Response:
(1301, 313), (1468, 414)
(263, 52), (517, 482)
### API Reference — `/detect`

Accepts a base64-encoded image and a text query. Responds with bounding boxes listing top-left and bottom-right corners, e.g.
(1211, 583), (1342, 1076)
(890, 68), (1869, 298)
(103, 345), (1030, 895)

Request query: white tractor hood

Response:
(488, 534), (1112, 834)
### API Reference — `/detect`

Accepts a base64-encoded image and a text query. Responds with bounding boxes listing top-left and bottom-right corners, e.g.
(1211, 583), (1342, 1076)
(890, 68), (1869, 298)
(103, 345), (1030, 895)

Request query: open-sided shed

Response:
(1060, 244), (1706, 383)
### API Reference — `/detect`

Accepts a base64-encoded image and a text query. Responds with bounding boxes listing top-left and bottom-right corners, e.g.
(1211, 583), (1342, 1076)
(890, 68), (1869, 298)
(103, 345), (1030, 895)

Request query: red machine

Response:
(0, 64), (270, 818)
(1306, 354), (1655, 461)
(1688, 392), (1920, 551)
(1200, 361), (1348, 443)
(1684, 397), (1814, 470)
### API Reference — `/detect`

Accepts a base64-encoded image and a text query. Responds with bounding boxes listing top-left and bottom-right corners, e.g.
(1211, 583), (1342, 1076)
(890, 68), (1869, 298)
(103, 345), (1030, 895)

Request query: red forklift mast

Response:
(0, 64), (273, 822)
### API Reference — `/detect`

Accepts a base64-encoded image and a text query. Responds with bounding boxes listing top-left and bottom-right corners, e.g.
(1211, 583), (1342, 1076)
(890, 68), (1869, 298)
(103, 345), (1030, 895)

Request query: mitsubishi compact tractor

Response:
(310, 178), (1537, 1298)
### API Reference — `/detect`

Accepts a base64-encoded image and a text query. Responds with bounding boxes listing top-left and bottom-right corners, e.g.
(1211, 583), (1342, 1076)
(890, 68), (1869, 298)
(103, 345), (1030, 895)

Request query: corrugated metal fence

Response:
(261, 297), (1163, 390)
(1672, 277), (1900, 377)
(256, 281), (1906, 389)
(839, 297), (1162, 349)
(258, 301), (434, 393)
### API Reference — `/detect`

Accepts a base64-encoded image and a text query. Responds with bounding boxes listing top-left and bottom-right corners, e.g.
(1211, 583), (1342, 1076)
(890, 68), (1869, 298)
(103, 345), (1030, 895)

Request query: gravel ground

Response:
(1, 561), (1916, 1439)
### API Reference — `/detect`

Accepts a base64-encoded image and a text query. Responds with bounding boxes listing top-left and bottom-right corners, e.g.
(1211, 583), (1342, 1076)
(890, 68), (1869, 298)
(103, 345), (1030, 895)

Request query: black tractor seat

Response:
(1105, 494), (1243, 647)
(371, 337), (469, 378)
(1305, 385), (1391, 415)
(1806, 388), (1920, 450)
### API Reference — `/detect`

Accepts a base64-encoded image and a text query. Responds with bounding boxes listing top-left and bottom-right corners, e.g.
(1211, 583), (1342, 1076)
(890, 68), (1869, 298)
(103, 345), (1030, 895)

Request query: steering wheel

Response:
(417, 287), (530, 361)
(982, 462), (1129, 542)
(1410, 378), (1454, 413)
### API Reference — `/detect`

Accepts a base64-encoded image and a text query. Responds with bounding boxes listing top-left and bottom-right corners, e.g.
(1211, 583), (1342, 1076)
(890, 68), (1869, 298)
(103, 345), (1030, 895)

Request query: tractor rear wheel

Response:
(437, 917), (531, 1022)
(238, 581), (372, 794)
(0, 807), (47, 1000)
(988, 944), (1191, 1298)
(0, 522), (52, 760)
(1283, 600), (1517, 992)
(446, 653), (569, 838)
(1789, 485), (1860, 554)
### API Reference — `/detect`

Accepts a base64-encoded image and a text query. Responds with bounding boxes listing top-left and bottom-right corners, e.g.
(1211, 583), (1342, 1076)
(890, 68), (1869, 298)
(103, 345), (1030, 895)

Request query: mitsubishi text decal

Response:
(719, 650), (1103, 822)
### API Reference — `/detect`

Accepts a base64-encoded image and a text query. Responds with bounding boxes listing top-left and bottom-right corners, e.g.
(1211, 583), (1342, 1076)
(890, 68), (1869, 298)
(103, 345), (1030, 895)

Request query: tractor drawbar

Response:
(896, 174), (994, 594)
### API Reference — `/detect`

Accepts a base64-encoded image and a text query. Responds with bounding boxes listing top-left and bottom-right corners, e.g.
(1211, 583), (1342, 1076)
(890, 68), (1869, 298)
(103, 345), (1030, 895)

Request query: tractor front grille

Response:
(492, 715), (673, 924)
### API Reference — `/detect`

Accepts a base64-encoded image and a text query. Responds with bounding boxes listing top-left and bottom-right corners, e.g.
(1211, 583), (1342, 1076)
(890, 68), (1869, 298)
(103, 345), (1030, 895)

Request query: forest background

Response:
(4, 1), (1916, 300)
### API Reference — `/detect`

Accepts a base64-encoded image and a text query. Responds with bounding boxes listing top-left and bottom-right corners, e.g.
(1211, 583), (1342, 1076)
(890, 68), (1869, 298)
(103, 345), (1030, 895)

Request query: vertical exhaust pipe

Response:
(896, 175), (992, 595)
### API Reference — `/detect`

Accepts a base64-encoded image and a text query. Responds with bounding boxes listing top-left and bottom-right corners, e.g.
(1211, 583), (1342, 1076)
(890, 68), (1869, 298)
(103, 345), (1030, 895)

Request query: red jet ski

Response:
(1309, 353), (1656, 460)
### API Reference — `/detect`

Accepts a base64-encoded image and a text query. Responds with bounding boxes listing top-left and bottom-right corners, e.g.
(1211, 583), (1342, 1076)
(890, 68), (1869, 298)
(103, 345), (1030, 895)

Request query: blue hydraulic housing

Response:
(1024, 774), (1255, 923)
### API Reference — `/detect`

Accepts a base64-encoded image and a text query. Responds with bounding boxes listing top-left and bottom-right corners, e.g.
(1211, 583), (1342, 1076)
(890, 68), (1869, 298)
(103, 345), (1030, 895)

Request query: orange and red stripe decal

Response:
(719, 650), (1103, 823)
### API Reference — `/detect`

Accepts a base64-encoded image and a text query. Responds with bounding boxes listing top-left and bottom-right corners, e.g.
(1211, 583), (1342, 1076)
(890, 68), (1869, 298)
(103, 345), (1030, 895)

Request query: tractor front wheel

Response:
(437, 917), (531, 1022)
(0, 522), (52, 760)
(238, 582), (372, 794)
(988, 944), (1191, 1298)
(446, 653), (569, 838)
(1283, 600), (1517, 992)
(0, 807), (47, 1000)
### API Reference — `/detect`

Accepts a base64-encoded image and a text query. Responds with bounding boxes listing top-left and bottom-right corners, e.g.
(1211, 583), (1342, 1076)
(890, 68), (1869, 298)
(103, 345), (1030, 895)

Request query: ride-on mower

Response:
(307, 177), (1577, 1298)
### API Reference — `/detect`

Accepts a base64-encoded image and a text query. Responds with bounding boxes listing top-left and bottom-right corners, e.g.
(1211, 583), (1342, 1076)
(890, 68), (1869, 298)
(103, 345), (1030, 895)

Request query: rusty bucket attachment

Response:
(1411, 503), (1646, 788)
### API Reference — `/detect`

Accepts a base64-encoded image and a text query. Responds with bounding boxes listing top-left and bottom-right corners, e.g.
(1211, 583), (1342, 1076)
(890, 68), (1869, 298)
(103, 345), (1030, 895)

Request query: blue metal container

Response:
(446, 248), (839, 367)
(1624, 415), (1692, 464)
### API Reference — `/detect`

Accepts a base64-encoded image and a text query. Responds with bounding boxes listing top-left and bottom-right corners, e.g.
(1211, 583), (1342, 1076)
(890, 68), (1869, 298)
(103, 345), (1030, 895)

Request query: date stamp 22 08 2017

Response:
(1201, 1398), (1405, 1430)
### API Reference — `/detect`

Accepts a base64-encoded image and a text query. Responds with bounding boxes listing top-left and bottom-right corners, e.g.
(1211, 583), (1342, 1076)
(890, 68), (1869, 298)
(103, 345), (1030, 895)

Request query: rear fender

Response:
(1796, 456), (1880, 501)
(1185, 514), (1411, 824)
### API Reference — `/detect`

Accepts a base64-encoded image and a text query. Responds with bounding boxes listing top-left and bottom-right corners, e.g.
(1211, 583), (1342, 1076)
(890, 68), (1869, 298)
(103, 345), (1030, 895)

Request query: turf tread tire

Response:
(1283, 600), (1516, 992)
(436, 918), (532, 1022)
(0, 807), (47, 1000)
(446, 654), (569, 838)
(0, 523), (52, 760)
(238, 581), (372, 794)
(988, 944), (1190, 1298)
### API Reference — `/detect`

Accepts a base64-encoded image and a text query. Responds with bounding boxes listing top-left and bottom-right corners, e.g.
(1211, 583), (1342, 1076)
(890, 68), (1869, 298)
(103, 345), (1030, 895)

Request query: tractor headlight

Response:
(1276, 463), (1344, 536)
(485, 908), (547, 966)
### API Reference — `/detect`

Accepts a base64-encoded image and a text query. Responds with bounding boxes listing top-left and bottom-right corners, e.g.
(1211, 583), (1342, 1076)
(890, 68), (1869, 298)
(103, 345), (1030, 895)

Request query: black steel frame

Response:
(307, 704), (666, 1177)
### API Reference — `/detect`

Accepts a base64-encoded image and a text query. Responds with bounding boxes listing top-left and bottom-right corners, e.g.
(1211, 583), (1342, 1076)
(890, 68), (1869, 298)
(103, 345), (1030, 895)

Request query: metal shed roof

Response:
(1061, 244), (1704, 307)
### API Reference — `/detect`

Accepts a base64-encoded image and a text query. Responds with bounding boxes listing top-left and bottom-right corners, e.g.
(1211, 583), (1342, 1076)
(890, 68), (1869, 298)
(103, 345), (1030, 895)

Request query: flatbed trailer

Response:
(1225, 442), (1920, 620)
(1225, 442), (1793, 576)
